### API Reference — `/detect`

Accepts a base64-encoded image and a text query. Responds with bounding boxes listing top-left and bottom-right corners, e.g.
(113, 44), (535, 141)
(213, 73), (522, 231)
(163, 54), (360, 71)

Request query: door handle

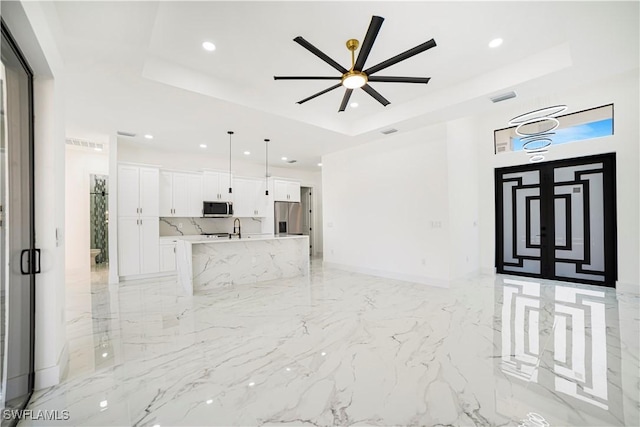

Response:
(34, 249), (41, 274)
(20, 249), (30, 275)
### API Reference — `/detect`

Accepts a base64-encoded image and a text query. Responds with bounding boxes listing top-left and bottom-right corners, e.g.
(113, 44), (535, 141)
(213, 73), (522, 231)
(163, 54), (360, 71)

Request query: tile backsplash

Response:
(160, 217), (265, 236)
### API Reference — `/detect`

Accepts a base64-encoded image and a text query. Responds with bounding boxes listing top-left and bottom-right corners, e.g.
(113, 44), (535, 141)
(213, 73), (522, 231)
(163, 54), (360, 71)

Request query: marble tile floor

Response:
(21, 261), (639, 426)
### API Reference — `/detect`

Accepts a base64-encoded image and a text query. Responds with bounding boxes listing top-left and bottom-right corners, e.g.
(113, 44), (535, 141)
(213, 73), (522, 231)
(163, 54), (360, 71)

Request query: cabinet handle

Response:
(140, 208), (142, 214)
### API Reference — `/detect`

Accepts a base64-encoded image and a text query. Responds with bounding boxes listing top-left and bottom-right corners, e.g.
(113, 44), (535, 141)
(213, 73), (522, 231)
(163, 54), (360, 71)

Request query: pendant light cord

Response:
(227, 131), (234, 193)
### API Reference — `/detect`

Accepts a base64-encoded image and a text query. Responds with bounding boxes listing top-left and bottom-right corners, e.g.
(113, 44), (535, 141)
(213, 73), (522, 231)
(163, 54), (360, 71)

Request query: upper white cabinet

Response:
(233, 177), (269, 217)
(118, 165), (159, 217)
(203, 171), (233, 202)
(273, 179), (301, 202)
(160, 171), (202, 217)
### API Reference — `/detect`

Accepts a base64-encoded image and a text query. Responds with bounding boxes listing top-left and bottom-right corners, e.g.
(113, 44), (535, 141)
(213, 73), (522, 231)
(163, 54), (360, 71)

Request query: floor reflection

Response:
(496, 277), (623, 425)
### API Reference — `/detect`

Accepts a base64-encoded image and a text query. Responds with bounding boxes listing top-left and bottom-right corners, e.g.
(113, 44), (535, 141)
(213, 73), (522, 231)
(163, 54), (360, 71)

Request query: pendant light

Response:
(264, 138), (270, 196)
(227, 131), (234, 193)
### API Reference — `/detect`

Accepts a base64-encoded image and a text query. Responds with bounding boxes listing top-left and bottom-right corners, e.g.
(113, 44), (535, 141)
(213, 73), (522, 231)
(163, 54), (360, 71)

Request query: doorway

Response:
(90, 174), (109, 283)
(495, 153), (617, 287)
(1, 20), (37, 419)
(301, 187), (313, 256)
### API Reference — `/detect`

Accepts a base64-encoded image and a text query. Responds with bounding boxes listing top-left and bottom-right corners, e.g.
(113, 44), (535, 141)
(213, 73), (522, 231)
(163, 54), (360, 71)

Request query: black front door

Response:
(495, 154), (617, 287)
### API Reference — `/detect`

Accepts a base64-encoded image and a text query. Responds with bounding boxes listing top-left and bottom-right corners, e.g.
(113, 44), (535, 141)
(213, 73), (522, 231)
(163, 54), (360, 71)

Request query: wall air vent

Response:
(65, 138), (105, 151)
(287, 160), (297, 164)
(381, 128), (398, 135)
(117, 131), (136, 137)
(491, 91), (517, 103)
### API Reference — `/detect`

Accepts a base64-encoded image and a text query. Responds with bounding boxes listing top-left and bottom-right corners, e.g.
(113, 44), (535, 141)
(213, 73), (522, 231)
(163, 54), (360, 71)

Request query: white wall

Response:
(323, 124), (452, 286)
(65, 147), (109, 279)
(446, 117), (480, 278)
(323, 69), (639, 292)
(116, 141), (324, 255)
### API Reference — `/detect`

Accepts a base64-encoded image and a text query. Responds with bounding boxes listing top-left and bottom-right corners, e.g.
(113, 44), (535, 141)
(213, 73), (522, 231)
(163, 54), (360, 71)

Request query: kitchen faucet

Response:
(231, 218), (241, 239)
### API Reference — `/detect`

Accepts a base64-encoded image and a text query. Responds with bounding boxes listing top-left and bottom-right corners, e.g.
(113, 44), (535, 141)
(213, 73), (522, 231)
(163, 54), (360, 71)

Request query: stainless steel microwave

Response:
(202, 201), (233, 217)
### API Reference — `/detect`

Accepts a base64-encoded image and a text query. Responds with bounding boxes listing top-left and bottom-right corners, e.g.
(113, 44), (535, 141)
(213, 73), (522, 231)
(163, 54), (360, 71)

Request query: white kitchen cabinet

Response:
(273, 179), (301, 202)
(233, 177), (270, 217)
(159, 241), (177, 273)
(203, 171), (233, 202)
(118, 217), (159, 276)
(118, 165), (159, 217)
(187, 174), (203, 217)
(118, 164), (160, 277)
(160, 171), (202, 217)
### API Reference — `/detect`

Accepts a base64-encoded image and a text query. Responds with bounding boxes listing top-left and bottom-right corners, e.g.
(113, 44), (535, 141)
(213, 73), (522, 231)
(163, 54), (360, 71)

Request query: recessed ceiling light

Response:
(281, 156), (287, 161)
(144, 134), (153, 139)
(243, 151), (250, 155)
(350, 102), (359, 108)
(317, 163), (322, 167)
(202, 41), (216, 52)
(94, 147), (103, 152)
(488, 38), (503, 48)
(200, 144), (207, 148)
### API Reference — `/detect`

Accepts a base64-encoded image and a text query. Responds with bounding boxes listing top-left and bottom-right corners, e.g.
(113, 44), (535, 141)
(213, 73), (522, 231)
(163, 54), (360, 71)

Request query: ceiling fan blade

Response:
(297, 83), (342, 105)
(364, 39), (437, 75)
(368, 76), (431, 84)
(294, 36), (348, 74)
(338, 89), (353, 112)
(354, 16), (384, 72)
(362, 84), (390, 106)
(274, 76), (341, 80)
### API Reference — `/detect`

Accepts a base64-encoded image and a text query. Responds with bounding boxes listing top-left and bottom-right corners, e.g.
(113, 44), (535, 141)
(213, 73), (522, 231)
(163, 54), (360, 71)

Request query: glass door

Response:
(1, 20), (36, 421)
(495, 154), (617, 287)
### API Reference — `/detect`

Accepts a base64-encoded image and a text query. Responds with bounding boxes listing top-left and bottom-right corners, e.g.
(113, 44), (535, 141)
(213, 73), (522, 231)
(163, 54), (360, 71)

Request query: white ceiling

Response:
(46, 1), (639, 170)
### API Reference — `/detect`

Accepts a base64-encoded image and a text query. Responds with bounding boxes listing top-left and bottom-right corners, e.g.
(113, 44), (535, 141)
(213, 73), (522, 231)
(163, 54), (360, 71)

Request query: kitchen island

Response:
(175, 235), (309, 295)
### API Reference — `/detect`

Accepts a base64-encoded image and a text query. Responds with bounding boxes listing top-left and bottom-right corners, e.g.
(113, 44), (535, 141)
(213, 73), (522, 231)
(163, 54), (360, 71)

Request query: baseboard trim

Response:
(119, 271), (177, 282)
(34, 341), (69, 390)
(323, 261), (449, 288)
(616, 281), (640, 295)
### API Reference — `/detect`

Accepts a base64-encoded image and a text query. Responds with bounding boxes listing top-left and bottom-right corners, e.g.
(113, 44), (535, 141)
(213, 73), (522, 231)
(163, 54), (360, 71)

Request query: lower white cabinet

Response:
(118, 217), (159, 276)
(159, 241), (177, 272)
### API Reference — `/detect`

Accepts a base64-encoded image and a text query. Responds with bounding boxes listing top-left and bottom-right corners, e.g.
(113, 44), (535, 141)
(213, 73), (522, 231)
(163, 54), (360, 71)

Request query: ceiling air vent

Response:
(117, 130), (136, 137)
(490, 91), (517, 103)
(287, 160), (297, 164)
(65, 138), (104, 151)
(381, 128), (398, 135)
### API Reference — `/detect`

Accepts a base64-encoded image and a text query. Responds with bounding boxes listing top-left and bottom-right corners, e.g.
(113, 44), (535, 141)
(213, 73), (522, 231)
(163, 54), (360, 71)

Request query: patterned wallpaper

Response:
(90, 174), (109, 263)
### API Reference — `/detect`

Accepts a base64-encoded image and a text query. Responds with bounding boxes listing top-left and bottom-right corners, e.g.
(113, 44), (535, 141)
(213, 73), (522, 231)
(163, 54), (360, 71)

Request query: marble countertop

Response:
(167, 234), (307, 244)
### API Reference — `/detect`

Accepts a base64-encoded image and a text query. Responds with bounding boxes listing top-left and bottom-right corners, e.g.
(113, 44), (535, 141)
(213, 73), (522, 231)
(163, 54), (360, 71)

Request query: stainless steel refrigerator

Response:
(274, 201), (303, 235)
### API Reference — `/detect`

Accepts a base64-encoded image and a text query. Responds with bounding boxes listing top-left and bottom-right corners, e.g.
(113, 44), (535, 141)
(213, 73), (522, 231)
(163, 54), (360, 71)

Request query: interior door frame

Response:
(1, 17), (36, 416)
(495, 153), (617, 287)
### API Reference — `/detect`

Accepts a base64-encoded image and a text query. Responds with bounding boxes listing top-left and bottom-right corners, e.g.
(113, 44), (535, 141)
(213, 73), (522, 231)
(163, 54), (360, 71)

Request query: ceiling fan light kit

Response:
(274, 15), (437, 112)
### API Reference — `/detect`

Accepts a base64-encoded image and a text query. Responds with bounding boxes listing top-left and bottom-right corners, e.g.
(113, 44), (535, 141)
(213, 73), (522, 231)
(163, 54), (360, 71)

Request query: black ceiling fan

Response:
(274, 15), (437, 112)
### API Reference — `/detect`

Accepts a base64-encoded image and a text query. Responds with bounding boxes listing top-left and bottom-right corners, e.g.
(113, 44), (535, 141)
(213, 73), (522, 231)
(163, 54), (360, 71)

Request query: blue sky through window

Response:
(511, 118), (613, 151)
